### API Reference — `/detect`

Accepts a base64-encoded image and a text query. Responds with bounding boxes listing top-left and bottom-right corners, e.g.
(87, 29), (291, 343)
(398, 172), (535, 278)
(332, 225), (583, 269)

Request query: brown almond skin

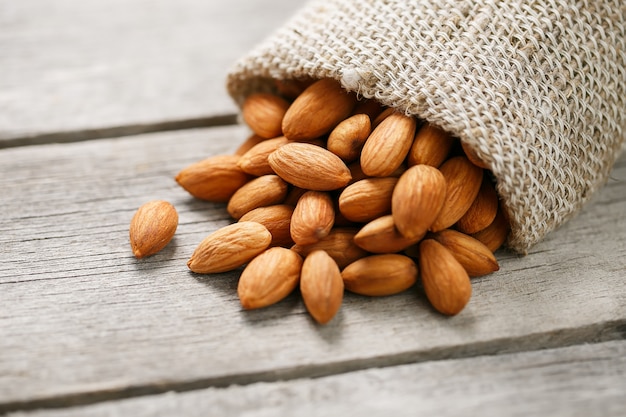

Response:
(418, 239), (472, 315)
(430, 156), (484, 232)
(283, 186), (308, 207)
(274, 78), (311, 100)
(471, 206), (510, 252)
(268, 142), (352, 191)
(241, 93), (291, 138)
(431, 229), (499, 277)
(361, 112), (417, 177)
(338, 177), (398, 223)
(238, 247), (303, 309)
(129, 200), (178, 258)
(227, 175), (289, 220)
(187, 222), (272, 274)
(290, 191), (335, 245)
(282, 78), (357, 141)
(392, 164), (447, 240)
(238, 136), (288, 176)
(342, 254), (418, 296)
(461, 141), (490, 169)
(239, 204), (294, 247)
(371, 107), (395, 129)
(354, 215), (423, 253)
(408, 123), (455, 167)
(300, 250), (344, 324)
(327, 114), (371, 162)
(455, 178), (499, 234)
(175, 155), (251, 202)
(291, 228), (368, 269)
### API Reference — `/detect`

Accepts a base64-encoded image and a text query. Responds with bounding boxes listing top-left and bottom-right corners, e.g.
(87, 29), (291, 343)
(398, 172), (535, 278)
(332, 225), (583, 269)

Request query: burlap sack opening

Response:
(227, 0), (626, 254)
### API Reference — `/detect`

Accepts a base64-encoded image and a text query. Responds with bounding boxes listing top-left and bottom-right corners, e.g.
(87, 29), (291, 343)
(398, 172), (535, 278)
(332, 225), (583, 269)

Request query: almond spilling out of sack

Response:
(132, 78), (511, 323)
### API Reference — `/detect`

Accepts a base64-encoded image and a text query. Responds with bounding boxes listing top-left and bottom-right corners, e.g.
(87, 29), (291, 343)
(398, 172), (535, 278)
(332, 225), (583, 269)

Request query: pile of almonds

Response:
(130, 78), (510, 324)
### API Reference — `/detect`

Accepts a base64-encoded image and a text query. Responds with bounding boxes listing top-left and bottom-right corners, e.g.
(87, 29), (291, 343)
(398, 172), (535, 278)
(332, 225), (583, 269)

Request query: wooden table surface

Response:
(1, 1), (625, 415)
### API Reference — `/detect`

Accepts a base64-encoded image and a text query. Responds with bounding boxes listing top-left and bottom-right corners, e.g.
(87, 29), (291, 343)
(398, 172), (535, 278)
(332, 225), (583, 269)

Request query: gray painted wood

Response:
(0, 127), (624, 411)
(8, 341), (625, 417)
(0, 0), (304, 143)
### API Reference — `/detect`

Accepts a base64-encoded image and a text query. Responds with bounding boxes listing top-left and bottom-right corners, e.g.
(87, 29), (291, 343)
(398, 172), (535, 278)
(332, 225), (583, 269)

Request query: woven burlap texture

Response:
(227, 0), (626, 254)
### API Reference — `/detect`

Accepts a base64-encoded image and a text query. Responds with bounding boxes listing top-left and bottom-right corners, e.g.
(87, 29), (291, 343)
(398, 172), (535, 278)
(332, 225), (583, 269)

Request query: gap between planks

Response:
(0, 114), (238, 149)
(1, 321), (624, 414)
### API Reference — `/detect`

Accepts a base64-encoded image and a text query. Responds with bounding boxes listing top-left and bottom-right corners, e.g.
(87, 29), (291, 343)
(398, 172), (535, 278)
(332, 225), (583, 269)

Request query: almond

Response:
(187, 222), (272, 274)
(227, 175), (288, 220)
(241, 93), (290, 138)
(341, 254), (418, 296)
(455, 177), (499, 234)
(354, 215), (423, 253)
(461, 141), (490, 169)
(290, 191), (335, 245)
(283, 186), (308, 207)
(371, 107), (395, 129)
(282, 78), (357, 140)
(129, 200), (178, 258)
(274, 78), (311, 100)
(471, 205), (510, 252)
(408, 122), (455, 167)
(327, 114), (371, 162)
(237, 247), (303, 309)
(338, 177), (398, 222)
(418, 239), (472, 315)
(430, 229), (499, 277)
(238, 136), (288, 176)
(361, 112), (417, 177)
(239, 204), (294, 247)
(300, 250), (344, 324)
(268, 142), (352, 191)
(175, 155), (251, 202)
(391, 164), (447, 240)
(291, 228), (368, 269)
(430, 156), (484, 232)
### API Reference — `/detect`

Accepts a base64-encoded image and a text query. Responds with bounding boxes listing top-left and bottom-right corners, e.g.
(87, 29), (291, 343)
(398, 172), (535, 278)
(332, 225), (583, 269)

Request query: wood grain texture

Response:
(8, 341), (625, 417)
(0, 127), (624, 411)
(0, 0), (304, 143)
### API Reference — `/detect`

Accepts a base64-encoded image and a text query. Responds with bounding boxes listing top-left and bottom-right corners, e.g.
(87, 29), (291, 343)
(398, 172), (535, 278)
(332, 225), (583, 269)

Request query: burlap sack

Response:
(226, 0), (626, 254)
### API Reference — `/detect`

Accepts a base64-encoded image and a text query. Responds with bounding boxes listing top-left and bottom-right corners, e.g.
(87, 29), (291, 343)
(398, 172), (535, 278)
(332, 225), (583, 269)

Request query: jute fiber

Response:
(227, 0), (626, 254)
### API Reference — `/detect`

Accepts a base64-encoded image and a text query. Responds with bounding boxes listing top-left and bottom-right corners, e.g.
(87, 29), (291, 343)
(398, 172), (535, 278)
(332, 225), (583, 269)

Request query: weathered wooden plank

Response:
(0, 0), (303, 143)
(7, 341), (625, 417)
(0, 127), (624, 411)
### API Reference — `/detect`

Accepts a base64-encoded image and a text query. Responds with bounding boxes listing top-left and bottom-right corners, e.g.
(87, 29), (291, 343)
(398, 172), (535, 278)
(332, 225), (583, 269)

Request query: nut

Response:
(290, 191), (335, 245)
(360, 112), (417, 177)
(238, 247), (303, 309)
(291, 228), (368, 269)
(430, 156), (484, 232)
(129, 200), (178, 258)
(187, 222), (272, 274)
(392, 164), (447, 240)
(282, 78), (357, 141)
(455, 177), (499, 234)
(227, 174), (288, 220)
(354, 215), (423, 253)
(268, 142), (352, 191)
(341, 254), (418, 296)
(338, 177), (398, 223)
(237, 136), (288, 176)
(300, 250), (344, 324)
(241, 93), (290, 139)
(327, 113), (371, 162)
(408, 122), (455, 167)
(418, 239), (472, 315)
(239, 204), (294, 247)
(175, 155), (251, 202)
(430, 229), (499, 277)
